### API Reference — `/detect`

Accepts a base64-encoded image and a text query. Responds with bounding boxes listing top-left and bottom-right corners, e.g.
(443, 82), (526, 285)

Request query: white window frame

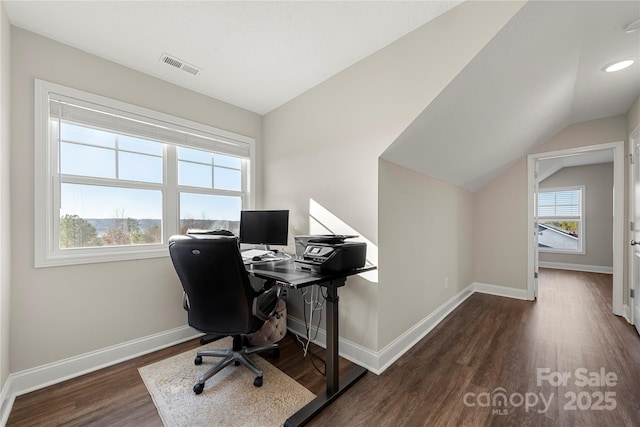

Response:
(35, 79), (255, 267)
(537, 185), (585, 254)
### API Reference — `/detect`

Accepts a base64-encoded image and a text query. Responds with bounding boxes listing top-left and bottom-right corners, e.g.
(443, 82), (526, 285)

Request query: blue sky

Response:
(59, 123), (243, 220)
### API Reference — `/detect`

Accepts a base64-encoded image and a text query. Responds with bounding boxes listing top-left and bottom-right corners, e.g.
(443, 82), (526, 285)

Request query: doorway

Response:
(527, 141), (625, 316)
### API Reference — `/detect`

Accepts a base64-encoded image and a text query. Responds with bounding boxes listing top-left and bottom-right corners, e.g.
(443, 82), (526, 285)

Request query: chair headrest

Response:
(169, 233), (237, 244)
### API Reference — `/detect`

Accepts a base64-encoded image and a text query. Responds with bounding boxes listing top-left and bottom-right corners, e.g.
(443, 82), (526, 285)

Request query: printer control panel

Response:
(304, 245), (336, 263)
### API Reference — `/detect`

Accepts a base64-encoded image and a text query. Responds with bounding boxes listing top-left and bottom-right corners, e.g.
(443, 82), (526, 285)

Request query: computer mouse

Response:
(252, 256), (262, 261)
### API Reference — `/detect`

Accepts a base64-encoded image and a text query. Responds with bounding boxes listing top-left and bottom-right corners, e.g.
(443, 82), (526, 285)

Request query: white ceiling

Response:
(381, 0), (640, 191)
(4, 1), (639, 192)
(3, 0), (461, 115)
(536, 149), (614, 183)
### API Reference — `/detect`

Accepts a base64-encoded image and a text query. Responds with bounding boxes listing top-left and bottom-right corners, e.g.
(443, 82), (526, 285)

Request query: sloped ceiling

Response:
(381, 1), (640, 192)
(4, 1), (639, 193)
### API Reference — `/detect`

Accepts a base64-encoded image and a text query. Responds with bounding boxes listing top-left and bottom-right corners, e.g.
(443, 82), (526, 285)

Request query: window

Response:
(35, 80), (255, 267)
(537, 186), (584, 253)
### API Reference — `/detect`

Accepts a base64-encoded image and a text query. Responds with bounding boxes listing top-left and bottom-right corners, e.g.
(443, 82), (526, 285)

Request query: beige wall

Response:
(1, 1), (11, 391)
(474, 156), (529, 290)
(9, 27), (262, 372)
(539, 163), (614, 269)
(378, 159), (473, 347)
(263, 1), (523, 350)
(474, 115), (628, 291)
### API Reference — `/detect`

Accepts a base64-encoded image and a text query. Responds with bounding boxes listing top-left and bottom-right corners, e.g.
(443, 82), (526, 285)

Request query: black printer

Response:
(294, 235), (367, 272)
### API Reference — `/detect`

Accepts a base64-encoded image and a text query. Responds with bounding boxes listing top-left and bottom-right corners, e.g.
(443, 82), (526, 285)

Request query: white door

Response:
(631, 128), (640, 336)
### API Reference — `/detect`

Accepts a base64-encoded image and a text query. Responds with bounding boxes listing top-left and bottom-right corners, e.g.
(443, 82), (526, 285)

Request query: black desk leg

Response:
(326, 285), (339, 394)
(284, 285), (368, 427)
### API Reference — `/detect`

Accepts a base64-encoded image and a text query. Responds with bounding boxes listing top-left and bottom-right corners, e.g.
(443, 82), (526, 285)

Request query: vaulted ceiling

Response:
(382, 1), (639, 191)
(4, 1), (640, 192)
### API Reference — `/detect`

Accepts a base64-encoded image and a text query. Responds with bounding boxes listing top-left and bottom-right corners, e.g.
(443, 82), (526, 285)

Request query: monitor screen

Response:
(239, 210), (289, 246)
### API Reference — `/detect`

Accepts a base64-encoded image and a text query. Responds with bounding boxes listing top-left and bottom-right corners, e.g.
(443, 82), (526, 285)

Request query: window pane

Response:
(214, 153), (241, 169)
(179, 192), (241, 235)
(538, 221), (579, 251)
(60, 183), (162, 248)
(61, 122), (115, 148)
(118, 135), (163, 155)
(60, 142), (115, 178)
(538, 190), (580, 217)
(538, 206), (555, 217)
(119, 151), (163, 183)
(555, 190), (580, 216)
(538, 192), (555, 206)
(214, 167), (241, 191)
(177, 146), (212, 163)
(178, 160), (212, 188)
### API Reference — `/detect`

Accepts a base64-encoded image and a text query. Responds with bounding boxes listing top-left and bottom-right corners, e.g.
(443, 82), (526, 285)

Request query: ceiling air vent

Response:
(159, 53), (201, 76)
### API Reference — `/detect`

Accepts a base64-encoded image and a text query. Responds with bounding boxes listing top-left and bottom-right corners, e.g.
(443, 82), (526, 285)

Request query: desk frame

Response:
(248, 263), (372, 427)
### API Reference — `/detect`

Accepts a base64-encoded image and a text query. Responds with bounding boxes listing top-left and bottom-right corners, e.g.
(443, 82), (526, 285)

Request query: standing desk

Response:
(247, 259), (376, 427)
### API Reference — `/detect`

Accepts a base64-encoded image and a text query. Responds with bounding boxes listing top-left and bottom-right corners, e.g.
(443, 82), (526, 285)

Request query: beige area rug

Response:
(139, 337), (315, 427)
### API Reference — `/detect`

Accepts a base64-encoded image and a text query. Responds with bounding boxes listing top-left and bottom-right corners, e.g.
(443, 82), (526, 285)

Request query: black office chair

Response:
(168, 233), (281, 394)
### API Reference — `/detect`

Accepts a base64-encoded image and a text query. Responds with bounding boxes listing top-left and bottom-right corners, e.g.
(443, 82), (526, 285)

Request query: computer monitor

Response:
(239, 210), (289, 246)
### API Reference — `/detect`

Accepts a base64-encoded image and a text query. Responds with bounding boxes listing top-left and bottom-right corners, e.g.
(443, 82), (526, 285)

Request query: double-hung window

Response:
(35, 80), (255, 267)
(537, 186), (584, 253)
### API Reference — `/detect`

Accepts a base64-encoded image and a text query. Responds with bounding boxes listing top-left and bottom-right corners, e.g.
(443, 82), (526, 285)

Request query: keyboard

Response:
(241, 249), (272, 259)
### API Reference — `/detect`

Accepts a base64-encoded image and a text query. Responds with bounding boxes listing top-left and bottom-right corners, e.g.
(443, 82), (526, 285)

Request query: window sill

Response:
(35, 245), (169, 268)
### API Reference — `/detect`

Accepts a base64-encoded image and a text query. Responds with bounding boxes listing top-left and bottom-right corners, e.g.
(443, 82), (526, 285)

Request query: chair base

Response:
(192, 335), (279, 394)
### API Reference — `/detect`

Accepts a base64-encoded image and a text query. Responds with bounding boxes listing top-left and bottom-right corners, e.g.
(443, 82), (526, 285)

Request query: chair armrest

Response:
(183, 292), (189, 311)
(255, 279), (277, 295)
(252, 286), (281, 321)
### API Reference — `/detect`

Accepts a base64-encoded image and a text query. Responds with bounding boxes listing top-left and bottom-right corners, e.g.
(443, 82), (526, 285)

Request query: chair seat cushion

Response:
(246, 299), (287, 346)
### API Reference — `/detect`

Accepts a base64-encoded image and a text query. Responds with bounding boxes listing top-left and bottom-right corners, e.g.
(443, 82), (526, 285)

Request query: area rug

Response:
(139, 337), (315, 427)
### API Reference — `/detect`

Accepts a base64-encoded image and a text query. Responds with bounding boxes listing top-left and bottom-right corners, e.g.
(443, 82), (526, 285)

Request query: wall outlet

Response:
(445, 277), (449, 288)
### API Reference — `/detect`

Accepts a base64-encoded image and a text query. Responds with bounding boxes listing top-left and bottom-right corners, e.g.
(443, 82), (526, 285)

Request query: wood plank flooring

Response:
(7, 269), (640, 426)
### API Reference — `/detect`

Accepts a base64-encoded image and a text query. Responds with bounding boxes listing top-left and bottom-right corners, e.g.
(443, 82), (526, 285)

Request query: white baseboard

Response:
(286, 317), (382, 374)
(623, 304), (632, 324)
(287, 282), (531, 376)
(472, 282), (530, 300)
(374, 284), (476, 374)
(1, 281), (534, 425)
(1, 377), (13, 427)
(1, 325), (200, 426)
(539, 261), (613, 274)
(632, 303), (640, 327)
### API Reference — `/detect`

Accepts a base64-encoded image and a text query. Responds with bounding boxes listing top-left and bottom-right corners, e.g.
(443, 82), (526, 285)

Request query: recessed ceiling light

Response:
(603, 59), (635, 73)
(624, 17), (640, 34)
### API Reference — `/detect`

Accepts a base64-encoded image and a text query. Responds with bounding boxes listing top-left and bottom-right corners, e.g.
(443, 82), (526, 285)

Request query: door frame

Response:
(628, 126), (640, 327)
(527, 141), (625, 316)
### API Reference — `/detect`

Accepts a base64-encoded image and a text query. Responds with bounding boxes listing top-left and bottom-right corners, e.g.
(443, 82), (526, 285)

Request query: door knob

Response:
(631, 240), (640, 246)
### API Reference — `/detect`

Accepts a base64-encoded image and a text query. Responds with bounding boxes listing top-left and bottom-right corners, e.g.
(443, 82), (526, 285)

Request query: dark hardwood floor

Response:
(7, 269), (640, 426)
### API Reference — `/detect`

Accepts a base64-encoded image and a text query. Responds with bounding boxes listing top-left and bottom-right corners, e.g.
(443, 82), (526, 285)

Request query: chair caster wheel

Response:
(194, 356), (202, 365)
(234, 361), (240, 366)
(254, 376), (263, 387)
(193, 383), (204, 394)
